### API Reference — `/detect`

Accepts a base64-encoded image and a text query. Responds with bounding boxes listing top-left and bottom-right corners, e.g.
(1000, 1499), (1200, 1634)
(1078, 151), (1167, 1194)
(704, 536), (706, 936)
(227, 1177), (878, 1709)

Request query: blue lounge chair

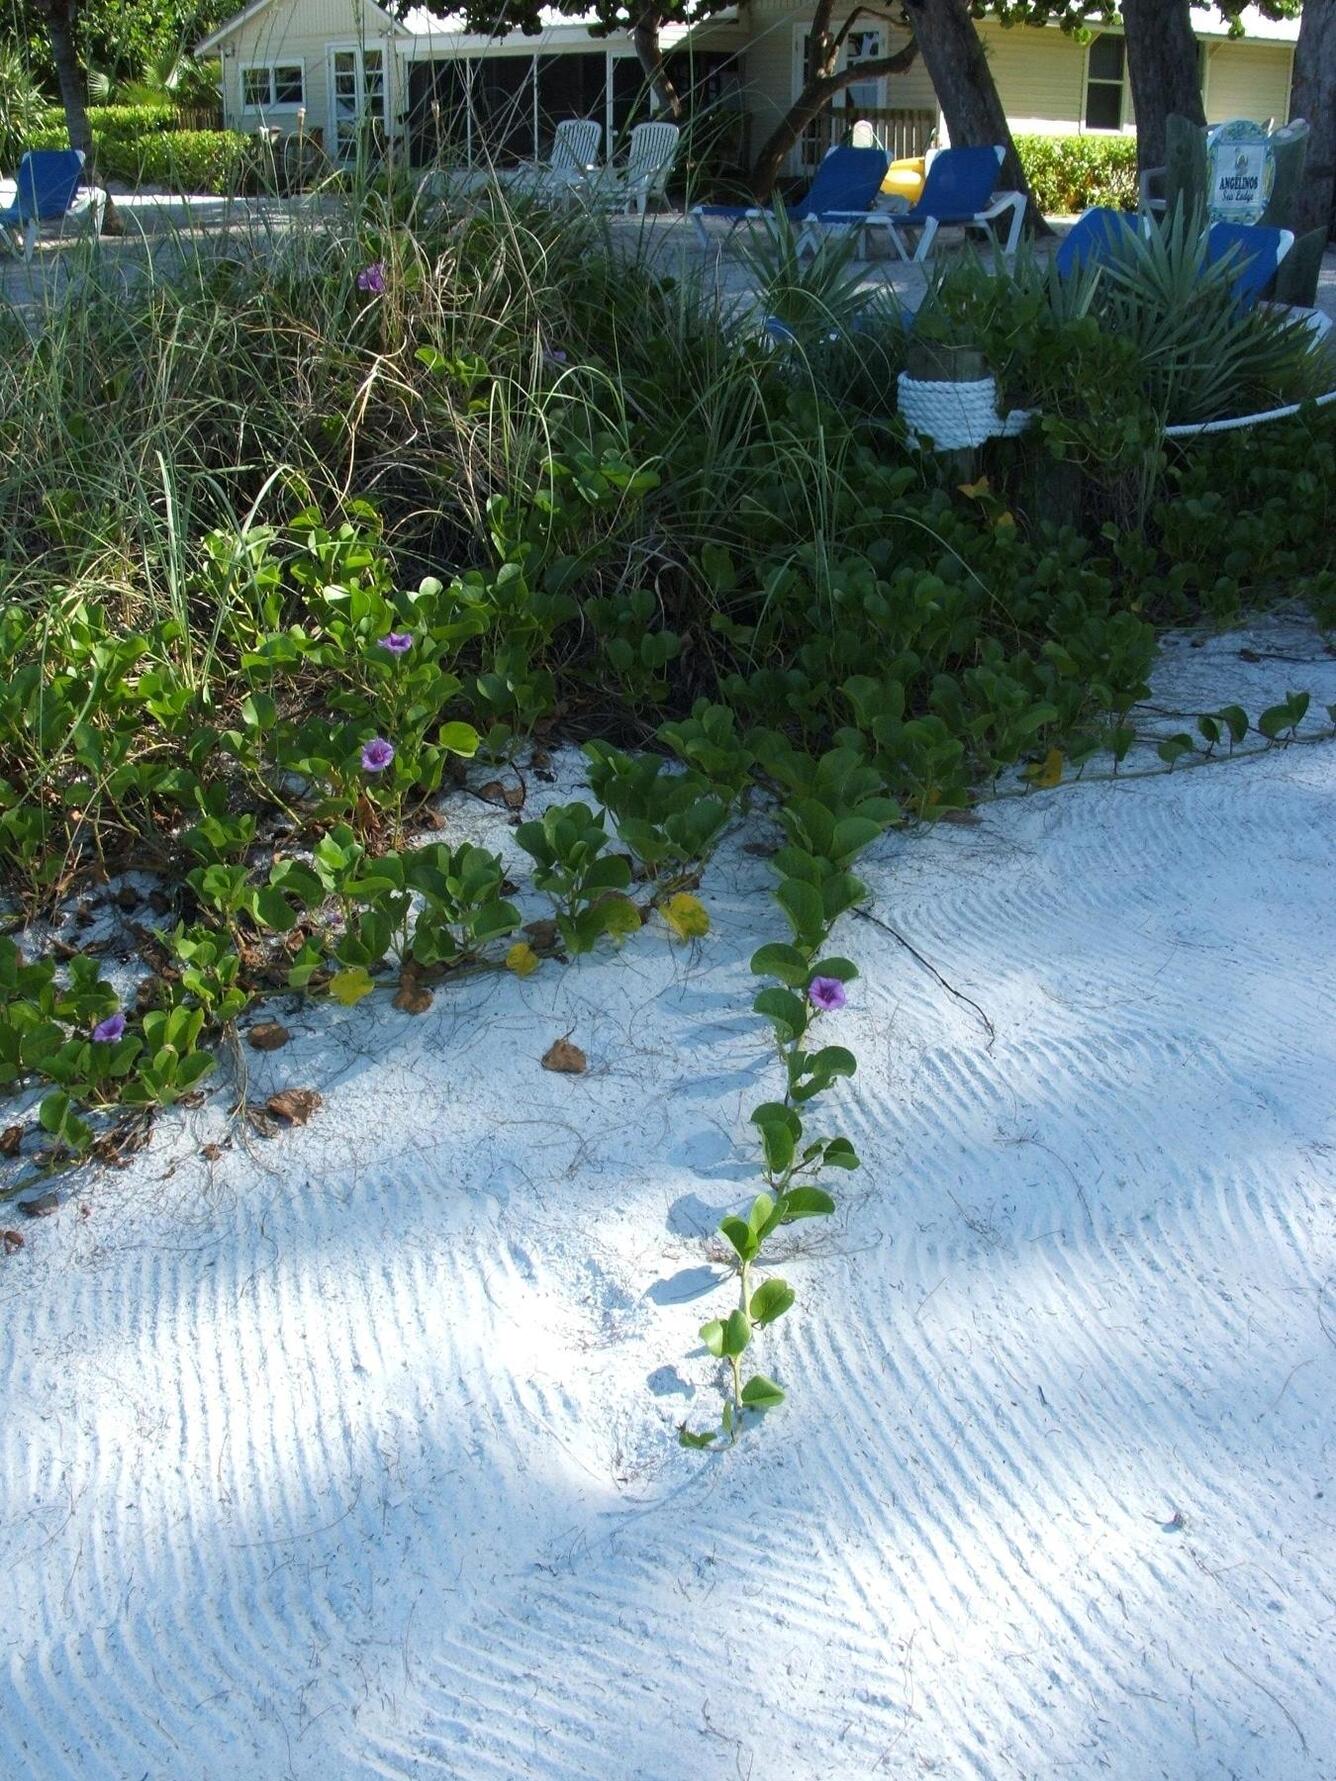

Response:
(1205, 221), (1294, 309)
(1054, 206), (1144, 277)
(1204, 221), (1332, 339)
(824, 145), (1024, 263)
(0, 149), (103, 260)
(1057, 210), (1328, 340)
(690, 145), (890, 253)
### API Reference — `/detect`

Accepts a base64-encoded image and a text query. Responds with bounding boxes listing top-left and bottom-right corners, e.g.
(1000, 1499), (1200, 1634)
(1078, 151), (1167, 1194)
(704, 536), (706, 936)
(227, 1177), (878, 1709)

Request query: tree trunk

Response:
(901, 0), (1038, 220)
(1290, 0), (1336, 239)
(37, 0), (120, 233)
(631, 13), (682, 119)
(751, 41), (920, 202)
(1120, 0), (1206, 178)
(43, 0), (93, 161)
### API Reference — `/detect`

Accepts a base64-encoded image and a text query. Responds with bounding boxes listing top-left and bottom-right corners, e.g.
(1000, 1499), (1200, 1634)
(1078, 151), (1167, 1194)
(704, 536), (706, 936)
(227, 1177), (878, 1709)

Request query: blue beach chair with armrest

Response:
(823, 145), (1024, 263)
(691, 145), (890, 253)
(0, 149), (103, 261)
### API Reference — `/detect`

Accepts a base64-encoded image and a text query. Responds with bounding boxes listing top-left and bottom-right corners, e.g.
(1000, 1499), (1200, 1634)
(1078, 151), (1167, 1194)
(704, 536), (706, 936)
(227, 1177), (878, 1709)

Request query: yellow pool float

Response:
(882, 154), (926, 204)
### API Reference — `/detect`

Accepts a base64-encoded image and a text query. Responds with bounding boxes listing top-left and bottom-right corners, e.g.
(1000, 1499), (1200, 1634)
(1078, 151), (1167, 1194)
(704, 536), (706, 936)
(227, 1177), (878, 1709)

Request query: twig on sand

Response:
(852, 906), (995, 1049)
(1223, 1653), (1310, 1758)
(1257, 1356), (1316, 1420)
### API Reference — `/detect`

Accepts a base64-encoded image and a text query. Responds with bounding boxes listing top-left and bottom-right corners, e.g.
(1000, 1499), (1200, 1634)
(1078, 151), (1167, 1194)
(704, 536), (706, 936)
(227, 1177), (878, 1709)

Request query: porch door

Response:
(791, 27), (886, 174)
(329, 46), (389, 162)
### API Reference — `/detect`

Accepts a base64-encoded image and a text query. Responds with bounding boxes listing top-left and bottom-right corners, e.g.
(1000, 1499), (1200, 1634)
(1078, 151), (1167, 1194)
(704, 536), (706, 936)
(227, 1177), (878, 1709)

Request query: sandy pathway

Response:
(2, 621), (1334, 1780)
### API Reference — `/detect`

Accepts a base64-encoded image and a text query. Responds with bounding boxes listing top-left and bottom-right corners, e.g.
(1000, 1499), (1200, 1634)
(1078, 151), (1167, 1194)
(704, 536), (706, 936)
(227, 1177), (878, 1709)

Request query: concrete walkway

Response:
(4, 190), (1334, 325)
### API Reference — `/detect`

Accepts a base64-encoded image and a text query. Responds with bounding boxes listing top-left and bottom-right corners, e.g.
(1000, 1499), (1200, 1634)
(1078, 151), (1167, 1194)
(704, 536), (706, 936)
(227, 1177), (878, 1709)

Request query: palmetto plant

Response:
(87, 47), (222, 116)
(0, 44), (48, 172)
(735, 202), (884, 344)
(1091, 204), (1324, 425)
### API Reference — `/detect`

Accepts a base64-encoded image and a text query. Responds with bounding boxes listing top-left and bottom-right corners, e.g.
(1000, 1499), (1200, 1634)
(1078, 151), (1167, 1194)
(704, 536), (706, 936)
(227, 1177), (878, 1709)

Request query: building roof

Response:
(197, 0), (411, 56)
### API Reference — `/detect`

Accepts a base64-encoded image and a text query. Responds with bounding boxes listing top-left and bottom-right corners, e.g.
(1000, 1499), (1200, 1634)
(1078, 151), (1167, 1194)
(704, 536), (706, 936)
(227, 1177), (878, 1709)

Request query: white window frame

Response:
(240, 60), (306, 113)
(1082, 33), (1127, 134)
(790, 25), (887, 174)
(328, 44), (391, 162)
(843, 27), (887, 116)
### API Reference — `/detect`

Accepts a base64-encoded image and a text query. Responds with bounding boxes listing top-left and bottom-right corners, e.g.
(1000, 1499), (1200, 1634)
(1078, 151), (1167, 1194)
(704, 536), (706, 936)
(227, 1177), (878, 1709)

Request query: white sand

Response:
(2, 618), (1335, 1779)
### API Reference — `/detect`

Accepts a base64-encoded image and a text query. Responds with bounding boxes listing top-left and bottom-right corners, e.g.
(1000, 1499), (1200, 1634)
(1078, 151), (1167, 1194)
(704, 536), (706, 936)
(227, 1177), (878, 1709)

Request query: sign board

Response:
(1206, 119), (1276, 225)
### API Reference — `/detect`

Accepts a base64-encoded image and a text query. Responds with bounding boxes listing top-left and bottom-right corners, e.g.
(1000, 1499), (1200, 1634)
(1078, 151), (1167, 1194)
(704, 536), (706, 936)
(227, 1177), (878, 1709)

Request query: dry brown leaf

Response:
(940, 808), (982, 826)
(265, 1088), (323, 1126)
(541, 1037), (587, 1075)
(247, 1021), (291, 1052)
(2, 1229), (24, 1255)
(524, 918), (560, 951)
(20, 1192), (60, 1219)
(480, 779), (525, 810)
(201, 1142), (224, 1162)
(0, 1125), (22, 1158)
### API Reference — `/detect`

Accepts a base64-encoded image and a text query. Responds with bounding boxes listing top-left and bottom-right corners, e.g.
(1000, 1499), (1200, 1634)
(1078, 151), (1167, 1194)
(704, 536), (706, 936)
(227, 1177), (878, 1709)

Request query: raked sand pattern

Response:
(2, 619), (1335, 1780)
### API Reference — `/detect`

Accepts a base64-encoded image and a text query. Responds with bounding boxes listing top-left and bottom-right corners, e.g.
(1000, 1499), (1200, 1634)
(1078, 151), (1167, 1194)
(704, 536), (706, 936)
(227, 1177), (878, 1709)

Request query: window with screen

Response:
(1084, 34), (1125, 130)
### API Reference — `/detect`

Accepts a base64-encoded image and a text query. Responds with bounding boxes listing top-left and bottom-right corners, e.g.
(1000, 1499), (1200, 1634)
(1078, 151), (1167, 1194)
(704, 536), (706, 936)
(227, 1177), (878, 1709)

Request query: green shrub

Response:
(1016, 133), (1140, 214)
(35, 102), (179, 144)
(130, 130), (262, 193)
(29, 107), (260, 192)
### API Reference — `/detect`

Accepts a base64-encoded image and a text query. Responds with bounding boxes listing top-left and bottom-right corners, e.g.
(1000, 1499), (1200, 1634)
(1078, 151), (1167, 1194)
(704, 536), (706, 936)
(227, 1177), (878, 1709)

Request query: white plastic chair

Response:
(527, 118), (602, 200)
(551, 119), (601, 177)
(589, 121), (680, 217)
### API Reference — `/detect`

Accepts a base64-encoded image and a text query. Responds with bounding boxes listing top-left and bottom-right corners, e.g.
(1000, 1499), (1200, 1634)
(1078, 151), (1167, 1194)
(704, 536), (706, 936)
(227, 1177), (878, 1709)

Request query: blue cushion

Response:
(1206, 221), (1289, 309)
(1055, 207), (1141, 278)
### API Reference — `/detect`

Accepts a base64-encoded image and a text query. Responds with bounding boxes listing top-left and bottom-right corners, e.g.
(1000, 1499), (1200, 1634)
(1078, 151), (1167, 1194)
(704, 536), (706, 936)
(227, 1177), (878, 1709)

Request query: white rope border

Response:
(896, 374), (1035, 450)
(1163, 384), (1336, 437)
(899, 371), (1336, 446)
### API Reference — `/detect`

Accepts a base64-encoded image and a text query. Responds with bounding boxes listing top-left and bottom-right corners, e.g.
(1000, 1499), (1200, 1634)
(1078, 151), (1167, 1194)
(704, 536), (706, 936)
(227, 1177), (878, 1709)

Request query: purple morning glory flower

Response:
(543, 347), (567, 367)
(92, 1011), (126, 1043)
(357, 261), (387, 294)
(361, 737), (395, 774)
(379, 632), (413, 655)
(808, 977), (847, 1013)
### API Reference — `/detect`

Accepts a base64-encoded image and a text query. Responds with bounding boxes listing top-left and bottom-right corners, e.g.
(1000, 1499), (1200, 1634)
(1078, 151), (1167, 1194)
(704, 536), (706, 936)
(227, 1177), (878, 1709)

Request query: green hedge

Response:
(31, 107), (261, 194)
(1015, 134), (1140, 215)
(36, 103), (178, 143)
